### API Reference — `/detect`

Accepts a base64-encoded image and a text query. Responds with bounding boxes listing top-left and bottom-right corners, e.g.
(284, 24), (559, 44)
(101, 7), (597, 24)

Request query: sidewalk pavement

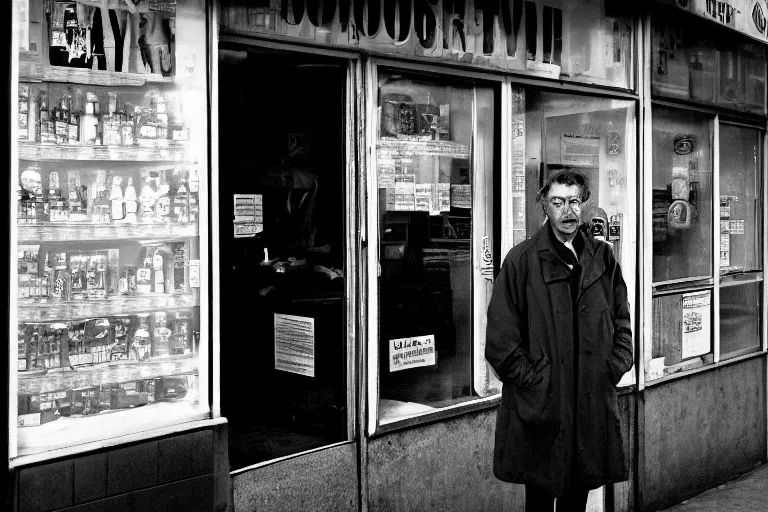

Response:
(661, 463), (768, 511)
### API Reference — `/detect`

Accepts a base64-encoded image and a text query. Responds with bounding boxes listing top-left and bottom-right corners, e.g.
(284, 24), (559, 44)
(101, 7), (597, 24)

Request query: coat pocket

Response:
(511, 356), (553, 426)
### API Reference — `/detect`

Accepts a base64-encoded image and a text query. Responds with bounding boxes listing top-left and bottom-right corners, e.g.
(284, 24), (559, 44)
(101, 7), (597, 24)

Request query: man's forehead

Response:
(548, 182), (582, 197)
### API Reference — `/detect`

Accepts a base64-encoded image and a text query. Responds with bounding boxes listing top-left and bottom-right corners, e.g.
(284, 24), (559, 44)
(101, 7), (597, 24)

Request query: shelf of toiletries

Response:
(18, 222), (198, 243)
(20, 61), (175, 88)
(18, 293), (198, 323)
(19, 141), (191, 163)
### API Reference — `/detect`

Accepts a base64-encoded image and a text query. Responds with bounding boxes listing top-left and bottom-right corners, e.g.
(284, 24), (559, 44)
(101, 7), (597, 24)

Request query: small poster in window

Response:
(437, 183), (451, 212)
(389, 334), (436, 372)
(561, 133), (600, 167)
(450, 184), (472, 209)
(730, 220), (745, 234)
(274, 314), (315, 377)
(233, 194), (263, 238)
(681, 290), (711, 360)
(415, 184), (433, 212)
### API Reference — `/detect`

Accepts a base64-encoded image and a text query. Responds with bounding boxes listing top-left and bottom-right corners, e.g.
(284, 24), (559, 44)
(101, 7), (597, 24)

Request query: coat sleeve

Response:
(608, 257), (633, 385)
(485, 252), (543, 389)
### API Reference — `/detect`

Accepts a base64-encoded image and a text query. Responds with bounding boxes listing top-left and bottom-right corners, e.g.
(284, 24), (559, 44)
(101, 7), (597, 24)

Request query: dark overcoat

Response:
(485, 223), (633, 496)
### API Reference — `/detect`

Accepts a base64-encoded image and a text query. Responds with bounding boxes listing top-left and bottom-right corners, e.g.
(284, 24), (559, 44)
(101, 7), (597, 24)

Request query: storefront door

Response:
(217, 47), (359, 511)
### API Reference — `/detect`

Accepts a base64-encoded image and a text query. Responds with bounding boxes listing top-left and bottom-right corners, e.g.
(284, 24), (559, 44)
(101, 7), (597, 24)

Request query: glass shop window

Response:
(719, 125), (763, 359)
(376, 72), (496, 423)
(649, 107), (714, 379)
(507, 91), (637, 387)
(218, 52), (350, 469)
(652, 11), (767, 115)
(651, 108), (713, 284)
(648, 110), (765, 381)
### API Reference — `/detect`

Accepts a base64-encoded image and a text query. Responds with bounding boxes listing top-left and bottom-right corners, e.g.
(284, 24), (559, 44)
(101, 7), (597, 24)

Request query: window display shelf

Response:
(377, 139), (470, 159)
(19, 293), (198, 323)
(20, 60), (173, 87)
(18, 222), (198, 243)
(19, 141), (192, 163)
(17, 353), (198, 395)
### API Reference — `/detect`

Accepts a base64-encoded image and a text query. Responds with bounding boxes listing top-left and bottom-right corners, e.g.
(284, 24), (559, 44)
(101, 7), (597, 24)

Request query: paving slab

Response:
(662, 463), (768, 512)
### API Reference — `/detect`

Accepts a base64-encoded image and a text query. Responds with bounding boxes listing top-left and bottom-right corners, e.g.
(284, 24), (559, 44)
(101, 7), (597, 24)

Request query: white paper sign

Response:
(562, 133), (601, 167)
(681, 291), (711, 359)
(389, 334), (436, 372)
(233, 194), (263, 238)
(274, 314), (315, 377)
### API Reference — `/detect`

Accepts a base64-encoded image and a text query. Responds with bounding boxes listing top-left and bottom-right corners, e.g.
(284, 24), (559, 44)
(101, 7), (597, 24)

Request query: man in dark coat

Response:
(485, 170), (633, 511)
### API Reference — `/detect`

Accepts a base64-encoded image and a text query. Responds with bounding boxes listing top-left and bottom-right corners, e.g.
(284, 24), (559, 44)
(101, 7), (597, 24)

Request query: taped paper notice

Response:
(562, 133), (600, 167)
(681, 291), (711, 360)
(730, 220), (745, 234)
(275, 314), (315, 377)
(233, 194), (263, 238)
(17, 413), (41, 427)
(390, 334), (436, 372)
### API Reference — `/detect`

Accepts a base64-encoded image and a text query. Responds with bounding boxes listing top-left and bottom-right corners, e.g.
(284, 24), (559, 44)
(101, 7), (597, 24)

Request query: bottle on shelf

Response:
(109, 176), (125, 222)
(104, 93), (122, 146)
(67, 170), (87, 221)
(172, 169), (189, 223)
(80, 92), (100, 145)
(121, 103), (136, 147)
(91, 170), (110, 224)
(155, 170), (171, 223)
(124, 177), (138, 224)
(55, 94), (71, 145)
(137, 249), (153, 294)
(39, 91), (55, 144)
(139, 175), (157, 223)
(47, 170), (66, 222)
(152, 249), (166, 293)
(155, 94), (169, 143)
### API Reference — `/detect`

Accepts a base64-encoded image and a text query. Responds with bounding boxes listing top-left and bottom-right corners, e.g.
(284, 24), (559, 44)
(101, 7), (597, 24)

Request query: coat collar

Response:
(535, 223), (606, 295)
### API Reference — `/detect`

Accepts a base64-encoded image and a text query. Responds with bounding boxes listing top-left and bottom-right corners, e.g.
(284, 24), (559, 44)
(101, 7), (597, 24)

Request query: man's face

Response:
(544, 183), (583, 241)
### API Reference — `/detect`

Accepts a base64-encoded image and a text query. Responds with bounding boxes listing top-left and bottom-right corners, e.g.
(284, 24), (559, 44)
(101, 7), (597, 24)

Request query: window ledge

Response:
(9, 416), (226, 469)
(643, 350), (766, 389)
(372, 395), (501, 437)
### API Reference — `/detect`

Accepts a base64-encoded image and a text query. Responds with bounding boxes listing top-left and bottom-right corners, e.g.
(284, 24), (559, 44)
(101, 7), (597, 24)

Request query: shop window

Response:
(375, 71), (496, 424)
(218, 53), (350, 469)
(651, 108), (713, 284)
(652, 12), (767, 115)
(647, 111), (765, 381)
(511, 90), (637, 387)
(719, 125), (763, 359)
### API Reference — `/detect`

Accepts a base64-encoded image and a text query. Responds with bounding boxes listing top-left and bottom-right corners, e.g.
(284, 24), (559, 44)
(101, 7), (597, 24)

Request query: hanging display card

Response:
(561, 134), (601, 167)
(730, 220), (745, 234)
(233, 194), (263, 238)
(188, 260), (200, 288)
(720, 236), (730, 267)
(415, 184), (433, 212)
(437, 183), (451, 212)
(450, 184), (472, 209)
(274, 314), (315, 377)
(389, 334), (436, 372)
(681, 290), (711, 360)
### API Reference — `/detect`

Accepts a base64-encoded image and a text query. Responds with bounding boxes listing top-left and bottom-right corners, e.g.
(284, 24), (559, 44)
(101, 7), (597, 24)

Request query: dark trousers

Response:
(525, 484), (589, 512)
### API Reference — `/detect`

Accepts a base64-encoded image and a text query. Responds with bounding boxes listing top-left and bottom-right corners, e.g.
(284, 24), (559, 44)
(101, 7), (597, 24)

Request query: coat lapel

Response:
(578, 234), (607, 299)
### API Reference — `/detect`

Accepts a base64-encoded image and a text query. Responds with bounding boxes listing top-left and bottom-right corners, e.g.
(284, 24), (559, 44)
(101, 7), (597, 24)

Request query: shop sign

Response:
(660, 0), (768, 43)
(220, 0), (631, 79)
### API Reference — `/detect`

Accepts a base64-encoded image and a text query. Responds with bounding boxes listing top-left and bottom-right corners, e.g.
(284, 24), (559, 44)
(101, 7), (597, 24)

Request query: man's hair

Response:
(535, 170), (591, 204)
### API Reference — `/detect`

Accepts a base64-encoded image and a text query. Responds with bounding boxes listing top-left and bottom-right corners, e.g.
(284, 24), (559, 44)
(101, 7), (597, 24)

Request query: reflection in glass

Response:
(377, 73), (494, 422)
(651, 108), (713, 283)
(720, 283), (762, 359)
(719, 125), (762, 274)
